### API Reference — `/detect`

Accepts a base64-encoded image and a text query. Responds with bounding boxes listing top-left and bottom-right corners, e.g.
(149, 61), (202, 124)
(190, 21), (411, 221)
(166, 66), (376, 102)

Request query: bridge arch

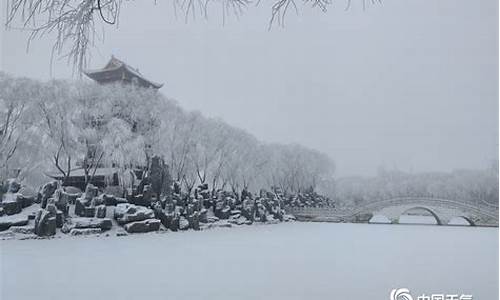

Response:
(448, 216), (476, 226)
(368, 214), (391, 224)
(399, 206), (442, 225)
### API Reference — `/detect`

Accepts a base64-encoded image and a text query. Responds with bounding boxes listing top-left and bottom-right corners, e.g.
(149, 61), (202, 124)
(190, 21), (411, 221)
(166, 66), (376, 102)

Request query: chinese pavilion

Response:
(83, 56), (163, 89)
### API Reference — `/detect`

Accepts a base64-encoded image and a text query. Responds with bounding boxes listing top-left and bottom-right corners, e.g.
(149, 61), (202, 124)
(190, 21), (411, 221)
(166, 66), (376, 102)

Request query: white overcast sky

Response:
(0, 0), (498, 176)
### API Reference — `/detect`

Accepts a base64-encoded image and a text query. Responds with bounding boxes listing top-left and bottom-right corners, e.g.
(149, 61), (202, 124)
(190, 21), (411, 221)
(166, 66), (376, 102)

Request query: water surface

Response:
(1, 222), (497, 300)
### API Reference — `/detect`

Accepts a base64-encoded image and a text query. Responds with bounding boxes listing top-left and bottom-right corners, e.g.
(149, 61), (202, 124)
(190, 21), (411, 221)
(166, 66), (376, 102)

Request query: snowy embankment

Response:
(0, 222), (497, 300)
(0, 179), (300, 241)
(0, 201), (295, 241)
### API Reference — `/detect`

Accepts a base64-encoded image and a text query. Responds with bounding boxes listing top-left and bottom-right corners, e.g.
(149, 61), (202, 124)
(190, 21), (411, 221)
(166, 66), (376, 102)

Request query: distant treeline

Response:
(330, 168), (499, 208)
(0, 72), (334, 195)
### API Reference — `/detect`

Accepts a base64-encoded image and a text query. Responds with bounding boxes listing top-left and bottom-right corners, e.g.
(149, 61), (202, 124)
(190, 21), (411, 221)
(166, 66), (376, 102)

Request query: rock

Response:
(149, 155), (172, 200)
(11, 218), (29, 227)
(167, 213), (180, 231)
(116, 230), (128, 237)
(26, 212), (36, 221)
(103, 186), (124, 198)
(6, 178), (21, 193)
(188, 212), (200, 230)
(75, 198), (95, 217)
(18, 195), (34, 208)
(143, 184), (154, 204)
(114, 197), (128, 205)
(241, 199), (255, 222)
(10, 225), (35, 234)
(0, 216), (29, 231)
(229, 213), (241, 220)
(18, 234), (39, 240)
(38, 181), (58, 207)
(256, 203), (268, 222)
(1, 201), (21, 216)
(179, 216), (190, 230)
(101, 194), (126, 206)
(18, 186), (37, 199)
(83, 206), (96, 218)
(0, 231), (15, 240)
(70, 218), (113, 231)
(206, 216), (219, 223)
(215, 203), (231, 220)
(203, 221), (232, 230)
(217, 221), (232, 228)
(69, 228), (102, 236)
(61, 223), (71, 234)
(34, 210), (56, 236)
(154, 205), (181, 231)
(266, 215), (280, 224)
(228, 216), (249, 226)
(83, 184), (99, 200)
(124, 219), (161, 233)
(270, 208), (284, 222)
(130, 194), (151, 207)
(96, 205), (107, 218)
(56, 210), (64, 228)
(114, 203), (155, 225)
(74, 198), (86, 216)
(64, 186), (82, 195)
(0, 207), (4, 217)
(199, 209), (208, 223)
(91, 196), (105, 207)
(55, 189), (78, 208)
(1, 196), (22, 215)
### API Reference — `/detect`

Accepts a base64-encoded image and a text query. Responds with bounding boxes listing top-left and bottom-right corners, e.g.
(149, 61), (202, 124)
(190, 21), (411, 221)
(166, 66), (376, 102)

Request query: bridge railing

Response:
(285, 197), (499, 220)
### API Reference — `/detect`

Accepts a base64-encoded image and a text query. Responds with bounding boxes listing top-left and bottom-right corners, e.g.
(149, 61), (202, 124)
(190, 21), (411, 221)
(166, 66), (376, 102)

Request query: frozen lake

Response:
(1, 222), (498, 300)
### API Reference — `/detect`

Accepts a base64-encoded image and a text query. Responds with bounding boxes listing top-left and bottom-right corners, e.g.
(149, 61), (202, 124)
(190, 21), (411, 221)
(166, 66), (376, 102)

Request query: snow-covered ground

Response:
(0, 222), (497, 300)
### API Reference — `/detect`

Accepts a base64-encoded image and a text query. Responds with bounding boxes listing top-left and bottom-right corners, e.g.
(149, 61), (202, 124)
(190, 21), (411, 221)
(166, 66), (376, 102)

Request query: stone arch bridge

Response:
(286, 197), (499, 227)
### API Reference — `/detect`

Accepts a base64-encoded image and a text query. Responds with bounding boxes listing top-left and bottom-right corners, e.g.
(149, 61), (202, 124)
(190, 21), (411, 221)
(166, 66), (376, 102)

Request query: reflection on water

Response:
(448, 217), (473, 226)
(399, 215), (438, 225)
(369, 214), (391, 224)
(369, 215), (474, 226)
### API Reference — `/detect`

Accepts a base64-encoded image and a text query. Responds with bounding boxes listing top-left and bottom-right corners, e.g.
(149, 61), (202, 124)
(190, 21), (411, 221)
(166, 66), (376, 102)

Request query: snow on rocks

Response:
(123, 219), (161, 233)
(10, 225), (35, 234)
(0, 215), (29, 231)
(34, 209), (57, 237)
(1, 180), (34, 215)
(114, 203), (155, 225)
(96, 205), (107, 218)
(179, 216), (190, 230)
(69, 228), (102, 236)
(38, 181), (58, 208)
(74, 184), (121, 218)
(1, 195), (22, 215)
(1, 176), (303, 241)
(62, 217), (113, 233)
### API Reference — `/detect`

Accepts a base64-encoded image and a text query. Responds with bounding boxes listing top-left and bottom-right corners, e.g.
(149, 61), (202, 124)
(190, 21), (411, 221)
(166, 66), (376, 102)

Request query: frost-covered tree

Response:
(37, 80), (80, 183)
(1, 72), (336, 195)
(0, 73), (42, 182)
(333, 168), (499, 209)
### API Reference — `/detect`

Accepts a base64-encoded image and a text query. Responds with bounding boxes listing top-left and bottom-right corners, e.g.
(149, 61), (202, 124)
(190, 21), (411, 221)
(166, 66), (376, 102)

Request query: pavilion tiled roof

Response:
(84, 56), (163, 89)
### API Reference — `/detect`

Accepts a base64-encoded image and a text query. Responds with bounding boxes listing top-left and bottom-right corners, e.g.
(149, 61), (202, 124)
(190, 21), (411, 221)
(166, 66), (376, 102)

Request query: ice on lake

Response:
(1, 222), (498, 300)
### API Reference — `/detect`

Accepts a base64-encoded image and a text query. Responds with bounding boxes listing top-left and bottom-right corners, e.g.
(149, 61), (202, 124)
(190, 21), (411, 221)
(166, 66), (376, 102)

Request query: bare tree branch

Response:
(4, 0), (378, 72)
